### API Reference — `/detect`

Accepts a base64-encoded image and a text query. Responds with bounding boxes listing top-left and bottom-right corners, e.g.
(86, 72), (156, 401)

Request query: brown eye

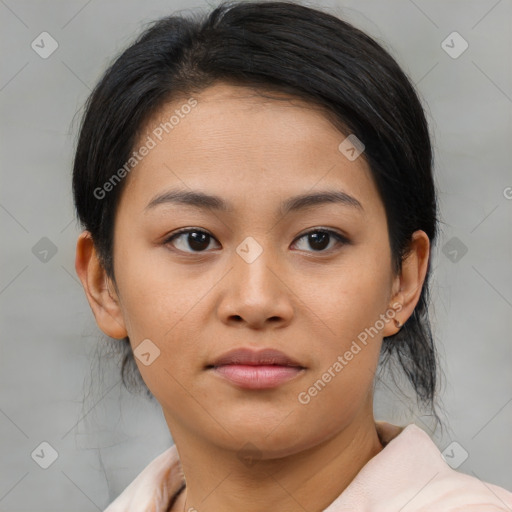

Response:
(164, 227), (348, 255)
(164, 229), (220, 253)
(292, 229), (348, 253)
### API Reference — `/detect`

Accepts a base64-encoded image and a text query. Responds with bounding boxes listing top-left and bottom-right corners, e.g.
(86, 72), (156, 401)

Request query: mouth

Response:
(205, 348), (306, 390)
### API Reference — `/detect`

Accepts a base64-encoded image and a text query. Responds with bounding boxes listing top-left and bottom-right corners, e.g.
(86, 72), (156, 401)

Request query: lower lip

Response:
(212, 365), (304, 389)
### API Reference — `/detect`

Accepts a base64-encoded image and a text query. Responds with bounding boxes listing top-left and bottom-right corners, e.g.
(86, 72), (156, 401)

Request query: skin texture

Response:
(75, 82), (430, 512)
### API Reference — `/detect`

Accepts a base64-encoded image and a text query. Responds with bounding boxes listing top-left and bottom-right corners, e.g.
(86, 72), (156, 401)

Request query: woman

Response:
(72, 1), (512, 510)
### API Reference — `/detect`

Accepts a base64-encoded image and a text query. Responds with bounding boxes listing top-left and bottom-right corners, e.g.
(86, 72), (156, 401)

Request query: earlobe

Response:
(382, 292), (404, 337)
(383, 230), (430, 337)
(74, 231), (128, 340)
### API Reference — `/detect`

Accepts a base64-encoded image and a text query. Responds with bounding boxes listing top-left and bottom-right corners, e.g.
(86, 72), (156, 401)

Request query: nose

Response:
(216, 243), (294, 330)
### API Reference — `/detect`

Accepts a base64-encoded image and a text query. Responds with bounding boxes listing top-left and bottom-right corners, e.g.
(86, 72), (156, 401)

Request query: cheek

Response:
(305, 253), (392, 340)
(113, 245), (212, 377)
(293, 266), (389, 428)
(114, 241), (189, 334)
(297, 256), (392, 411)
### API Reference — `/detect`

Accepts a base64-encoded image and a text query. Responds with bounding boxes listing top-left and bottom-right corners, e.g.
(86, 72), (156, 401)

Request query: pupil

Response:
(189, 232), (209, 251)
(310, 232), (329, 251)
(185, 231), (331, 252)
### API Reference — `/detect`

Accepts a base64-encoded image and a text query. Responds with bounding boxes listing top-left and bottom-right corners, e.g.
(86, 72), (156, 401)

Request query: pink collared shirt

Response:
(104, 422), (512, 511)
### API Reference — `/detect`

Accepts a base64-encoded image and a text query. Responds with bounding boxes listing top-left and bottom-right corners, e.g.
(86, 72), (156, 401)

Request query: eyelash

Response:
(163, 227), (349, 255)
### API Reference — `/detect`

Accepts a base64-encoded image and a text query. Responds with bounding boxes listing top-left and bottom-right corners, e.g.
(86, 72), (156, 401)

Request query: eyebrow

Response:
(144, 188), (363, 215)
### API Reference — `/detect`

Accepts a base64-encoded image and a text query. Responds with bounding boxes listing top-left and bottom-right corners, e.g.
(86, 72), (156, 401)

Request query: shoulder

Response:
(386, 423), (512, 511)
(404, 424), (512, 511)
(326, 422), (512, 512)
(103, 444), (184, 512)
(401, 462), (512, 511)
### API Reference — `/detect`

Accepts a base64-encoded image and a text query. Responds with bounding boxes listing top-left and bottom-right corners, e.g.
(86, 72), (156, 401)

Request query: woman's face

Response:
(99, 82), (409, 456)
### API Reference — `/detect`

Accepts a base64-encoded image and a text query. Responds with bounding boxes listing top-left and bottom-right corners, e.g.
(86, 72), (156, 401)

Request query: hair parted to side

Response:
(72, 1), (443, 429)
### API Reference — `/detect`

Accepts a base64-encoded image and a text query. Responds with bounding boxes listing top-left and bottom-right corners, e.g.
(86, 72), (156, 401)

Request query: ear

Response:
(74, 231), (128, 339)
(382, 230), (430, 337)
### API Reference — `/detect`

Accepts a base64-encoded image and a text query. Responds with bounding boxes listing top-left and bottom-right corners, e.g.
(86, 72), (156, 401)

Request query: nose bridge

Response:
(233, 234), (279, 298)
(217, 234), (293, 327)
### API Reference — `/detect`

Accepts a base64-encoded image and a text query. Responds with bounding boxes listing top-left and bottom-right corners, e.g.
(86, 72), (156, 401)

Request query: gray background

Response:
(1, 0), (511, 510)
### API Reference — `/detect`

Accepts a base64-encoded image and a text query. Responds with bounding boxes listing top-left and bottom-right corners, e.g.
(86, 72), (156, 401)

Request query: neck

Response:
(167, 411), (383, 512)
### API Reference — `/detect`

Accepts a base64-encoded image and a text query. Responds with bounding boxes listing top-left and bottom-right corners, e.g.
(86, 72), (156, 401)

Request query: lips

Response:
(206, 348), (305, 390)
(208, 348), (304, 368)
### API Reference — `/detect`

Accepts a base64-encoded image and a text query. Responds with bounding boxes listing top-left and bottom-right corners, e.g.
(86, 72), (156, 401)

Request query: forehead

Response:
(118, 82), (384, 221)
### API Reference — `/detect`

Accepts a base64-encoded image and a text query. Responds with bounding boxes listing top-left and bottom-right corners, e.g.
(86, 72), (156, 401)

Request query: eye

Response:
(163, 227), (348, 254)
(292, 228), (348, 253)
(164, 228), (220, 253)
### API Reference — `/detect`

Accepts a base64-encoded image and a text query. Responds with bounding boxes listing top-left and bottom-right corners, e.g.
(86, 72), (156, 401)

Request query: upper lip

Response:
(207, 348), (304, 368)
